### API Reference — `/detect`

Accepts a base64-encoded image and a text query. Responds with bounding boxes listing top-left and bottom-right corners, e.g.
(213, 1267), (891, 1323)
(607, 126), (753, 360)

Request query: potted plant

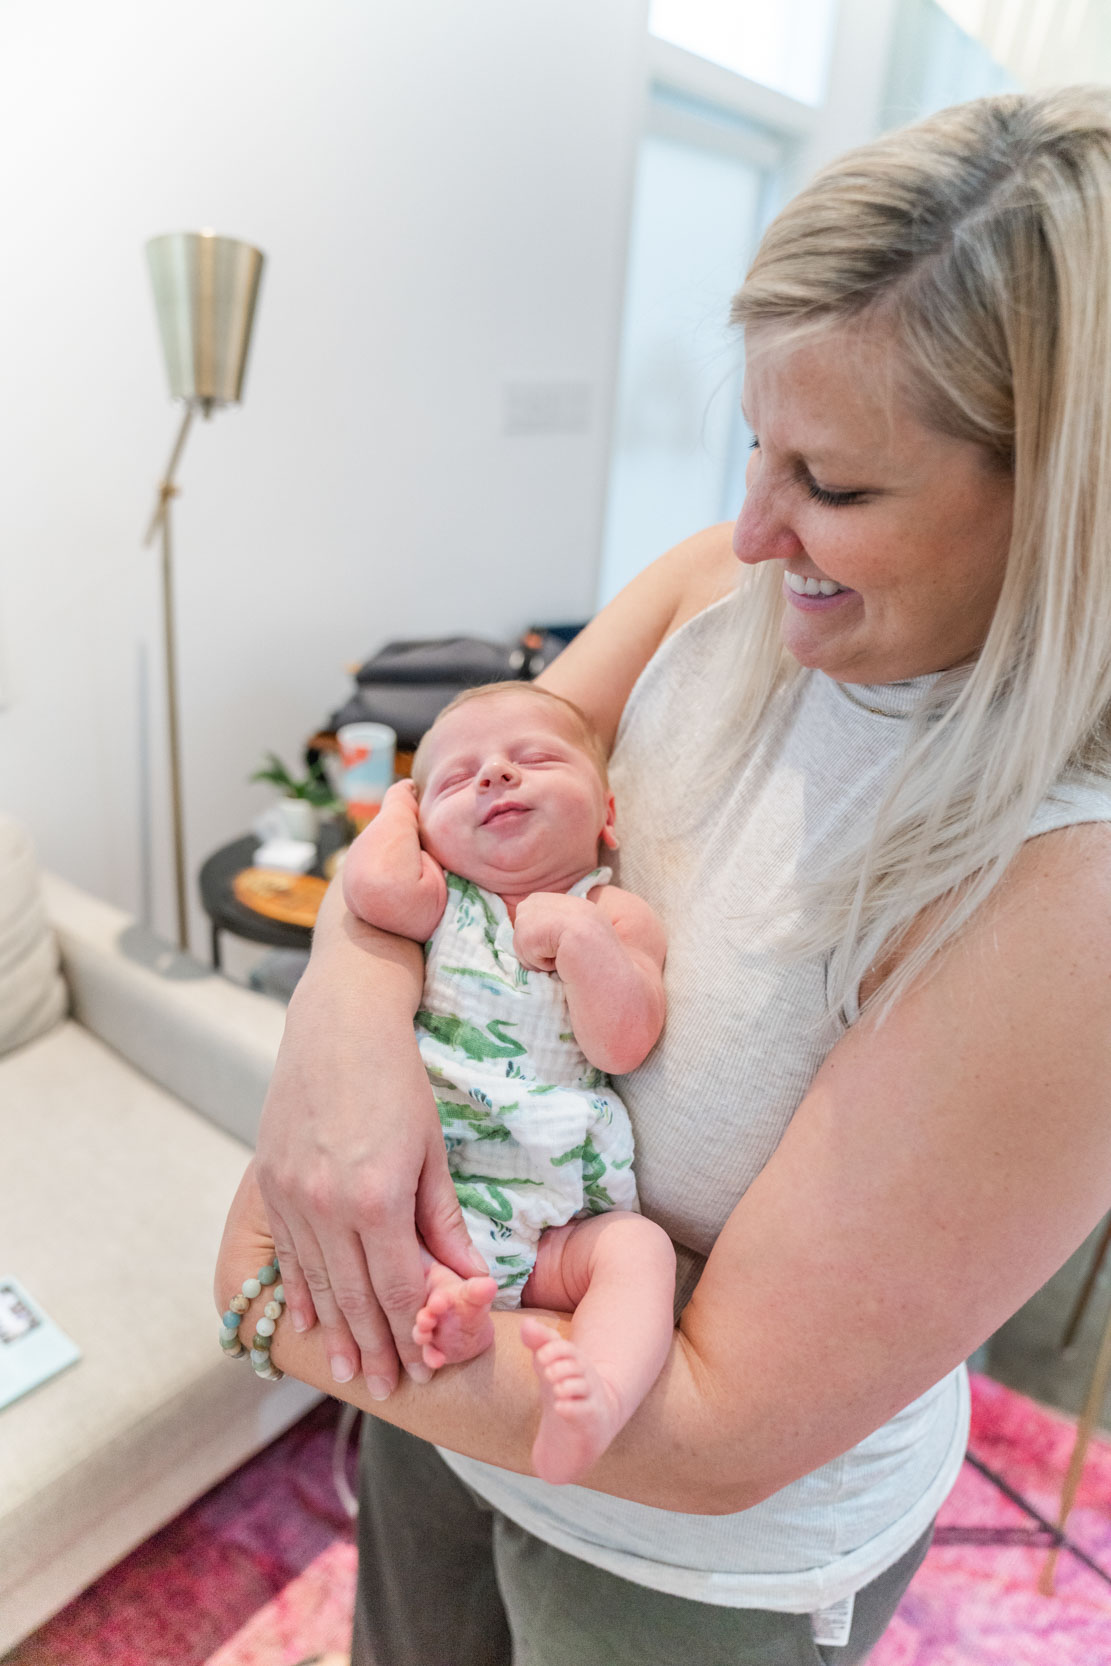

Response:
(249, 752), (341, 843)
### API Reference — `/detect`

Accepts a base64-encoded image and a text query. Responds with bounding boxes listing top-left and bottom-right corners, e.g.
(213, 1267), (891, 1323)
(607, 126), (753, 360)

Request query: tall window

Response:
(648, 0), (838, 107)
(597, 92), (775, 605)
(597, 0), (1016, 609)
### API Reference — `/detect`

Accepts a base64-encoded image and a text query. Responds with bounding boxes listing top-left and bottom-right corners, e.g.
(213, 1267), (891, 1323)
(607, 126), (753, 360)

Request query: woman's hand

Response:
(215, 1159), (278, 1314)
(253, 884), (487, 1396)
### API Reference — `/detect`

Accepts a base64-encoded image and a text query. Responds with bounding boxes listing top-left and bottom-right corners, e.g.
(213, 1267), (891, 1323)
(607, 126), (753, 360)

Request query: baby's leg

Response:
(412, 1247), (499, 1370)
(519, 1212), (676, 1486)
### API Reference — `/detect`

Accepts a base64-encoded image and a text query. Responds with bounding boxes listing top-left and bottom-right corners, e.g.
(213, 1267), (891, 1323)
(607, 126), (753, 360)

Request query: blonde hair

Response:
(723, 87), (1111, 1019)
(411, 683), (610, 790)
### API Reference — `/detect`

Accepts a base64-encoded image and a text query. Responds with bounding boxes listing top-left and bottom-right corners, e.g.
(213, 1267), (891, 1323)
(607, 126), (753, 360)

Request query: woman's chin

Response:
(780, 615), (872, 680)
(782, 632), (852, 675)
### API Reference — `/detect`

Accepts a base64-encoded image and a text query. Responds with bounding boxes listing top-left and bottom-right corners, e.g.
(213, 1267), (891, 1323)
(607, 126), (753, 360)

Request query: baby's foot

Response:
(413, 1262), (498, 1369)
(520, 1316), (625, 1486)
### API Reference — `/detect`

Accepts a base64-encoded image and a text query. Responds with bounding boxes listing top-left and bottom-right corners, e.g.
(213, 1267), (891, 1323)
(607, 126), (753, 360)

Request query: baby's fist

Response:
(512, 892), (601, 974)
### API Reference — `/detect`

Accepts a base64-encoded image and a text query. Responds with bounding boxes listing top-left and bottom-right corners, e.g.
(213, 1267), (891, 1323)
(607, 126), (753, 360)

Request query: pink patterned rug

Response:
(7, 1376), (1111, 1666)
(2, 1399), (355, 1666)
(872, 1375), (1111, 1665)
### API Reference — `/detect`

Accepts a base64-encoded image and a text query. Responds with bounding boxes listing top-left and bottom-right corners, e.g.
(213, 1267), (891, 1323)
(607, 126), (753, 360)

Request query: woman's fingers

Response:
(285, 1216), (372, 1387)
(351, 1218), (435, 1386)
(264, 1199), (318, 1335)
(272, 1166), (477, 1391)
(416, 1156), (491, 1280)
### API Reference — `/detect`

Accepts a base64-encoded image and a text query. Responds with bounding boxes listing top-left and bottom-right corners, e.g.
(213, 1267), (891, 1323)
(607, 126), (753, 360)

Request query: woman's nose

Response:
(732, 474), (804, 568)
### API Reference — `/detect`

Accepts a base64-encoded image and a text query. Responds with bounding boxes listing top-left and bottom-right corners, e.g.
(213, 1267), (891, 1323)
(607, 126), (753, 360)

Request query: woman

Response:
(221, 88), (1111, 1663)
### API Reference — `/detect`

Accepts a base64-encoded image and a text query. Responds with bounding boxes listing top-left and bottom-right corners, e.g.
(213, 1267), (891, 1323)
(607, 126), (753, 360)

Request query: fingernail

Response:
(406, 1361), (433, 1385)
(367, 1375), (392, 1400)
(330, 1355), (355, 1384)
(291, 1311), (308, 1333)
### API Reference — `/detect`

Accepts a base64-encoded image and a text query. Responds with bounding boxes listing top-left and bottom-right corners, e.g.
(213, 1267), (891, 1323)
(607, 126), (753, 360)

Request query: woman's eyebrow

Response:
(750, 423), (874, 472)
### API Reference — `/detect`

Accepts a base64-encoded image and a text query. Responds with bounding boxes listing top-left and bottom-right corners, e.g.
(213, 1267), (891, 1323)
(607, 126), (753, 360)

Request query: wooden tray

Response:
(233, 868), (329, 929)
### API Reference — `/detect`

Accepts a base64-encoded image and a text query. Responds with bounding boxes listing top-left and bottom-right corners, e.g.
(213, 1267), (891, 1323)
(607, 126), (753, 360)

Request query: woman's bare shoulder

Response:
(861, 818), (1111, 1007)
(538, 523), (738, 749)
(661, 522), (740, 638)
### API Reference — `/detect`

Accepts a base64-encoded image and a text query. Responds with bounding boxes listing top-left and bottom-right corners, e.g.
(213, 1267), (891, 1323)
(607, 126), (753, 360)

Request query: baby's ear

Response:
(600, 792), (619, 851)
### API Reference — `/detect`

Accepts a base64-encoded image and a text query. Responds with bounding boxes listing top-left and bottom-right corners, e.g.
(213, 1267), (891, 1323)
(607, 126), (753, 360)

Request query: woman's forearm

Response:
(219, 1164), (736, 1513)
(296, 874), (426, 1017)
(229, 1278), (731, 1512)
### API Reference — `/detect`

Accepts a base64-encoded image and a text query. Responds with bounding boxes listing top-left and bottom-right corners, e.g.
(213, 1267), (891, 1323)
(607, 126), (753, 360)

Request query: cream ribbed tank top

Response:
(439, 593), (1111, 1612)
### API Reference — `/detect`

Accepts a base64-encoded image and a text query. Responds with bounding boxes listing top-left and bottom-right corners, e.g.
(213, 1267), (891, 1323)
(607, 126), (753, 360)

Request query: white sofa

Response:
(0, 820), (321, 1654)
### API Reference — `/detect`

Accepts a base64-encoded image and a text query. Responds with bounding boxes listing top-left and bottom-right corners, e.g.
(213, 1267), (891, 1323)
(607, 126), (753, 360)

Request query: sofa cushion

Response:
(0, 1017), (320, 1649)
(0, 815), (67, 1057)
(42, 873), (287, 1148)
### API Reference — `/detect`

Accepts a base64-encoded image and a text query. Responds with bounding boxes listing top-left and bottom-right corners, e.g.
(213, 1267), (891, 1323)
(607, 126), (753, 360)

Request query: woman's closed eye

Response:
(749, 434), (870, 509)
(805, 478), (869, 508)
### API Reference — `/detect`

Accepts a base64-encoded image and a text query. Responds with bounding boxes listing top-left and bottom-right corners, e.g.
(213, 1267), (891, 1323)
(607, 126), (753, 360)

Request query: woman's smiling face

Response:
(733, 325), (1015, 685)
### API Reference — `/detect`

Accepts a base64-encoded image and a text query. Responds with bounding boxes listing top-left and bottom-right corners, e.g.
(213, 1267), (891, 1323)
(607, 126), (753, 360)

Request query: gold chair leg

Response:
(1061, 1214), (1111, 1352)
(1039, 1292), (1111, 1595)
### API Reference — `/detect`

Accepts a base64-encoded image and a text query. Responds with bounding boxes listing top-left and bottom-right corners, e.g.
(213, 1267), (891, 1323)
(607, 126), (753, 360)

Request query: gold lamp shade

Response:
(146, 231), (264, 410)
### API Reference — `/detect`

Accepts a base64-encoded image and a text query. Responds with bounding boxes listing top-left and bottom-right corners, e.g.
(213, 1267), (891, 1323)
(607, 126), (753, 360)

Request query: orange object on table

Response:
(232, 868), (329, 929)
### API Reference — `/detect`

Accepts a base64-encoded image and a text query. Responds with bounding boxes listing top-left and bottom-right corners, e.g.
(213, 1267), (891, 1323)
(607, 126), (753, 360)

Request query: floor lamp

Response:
(144, 230), (265, 950)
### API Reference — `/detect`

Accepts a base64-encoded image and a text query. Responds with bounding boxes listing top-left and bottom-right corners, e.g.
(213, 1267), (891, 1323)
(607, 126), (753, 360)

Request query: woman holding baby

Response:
(219, 88), (1111, 1663)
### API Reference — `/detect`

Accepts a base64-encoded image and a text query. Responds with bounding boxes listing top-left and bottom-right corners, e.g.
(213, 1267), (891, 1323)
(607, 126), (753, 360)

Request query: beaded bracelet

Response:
(218, 1257), (285, 1381)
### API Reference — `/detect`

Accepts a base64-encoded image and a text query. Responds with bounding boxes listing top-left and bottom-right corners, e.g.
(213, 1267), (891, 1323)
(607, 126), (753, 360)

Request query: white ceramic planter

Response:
(277, 799), (320, 842)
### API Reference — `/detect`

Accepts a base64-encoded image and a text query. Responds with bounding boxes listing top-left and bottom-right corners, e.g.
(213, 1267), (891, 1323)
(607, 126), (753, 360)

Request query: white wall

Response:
(0, 0), (649, 944)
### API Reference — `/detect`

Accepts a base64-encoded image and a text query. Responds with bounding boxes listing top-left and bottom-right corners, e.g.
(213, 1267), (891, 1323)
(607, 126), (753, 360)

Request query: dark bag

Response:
(325, 628), (579, 753)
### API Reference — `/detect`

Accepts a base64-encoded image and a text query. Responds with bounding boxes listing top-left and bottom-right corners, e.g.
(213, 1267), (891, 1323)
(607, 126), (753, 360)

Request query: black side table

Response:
(198, 824), (348, 969)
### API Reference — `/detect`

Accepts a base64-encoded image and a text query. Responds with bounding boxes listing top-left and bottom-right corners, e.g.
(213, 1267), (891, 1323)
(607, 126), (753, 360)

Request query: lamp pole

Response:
(144, 231), (264, 953)
(143, 403), (195, 950)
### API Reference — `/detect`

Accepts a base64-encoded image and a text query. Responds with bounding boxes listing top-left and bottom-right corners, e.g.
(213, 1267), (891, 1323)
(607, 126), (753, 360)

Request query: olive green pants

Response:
(350, 1418), (933, 1666)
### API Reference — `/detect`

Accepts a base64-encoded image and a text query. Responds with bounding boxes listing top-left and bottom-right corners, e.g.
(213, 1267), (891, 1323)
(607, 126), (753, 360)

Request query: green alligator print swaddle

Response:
(415, 868), (638, 1305)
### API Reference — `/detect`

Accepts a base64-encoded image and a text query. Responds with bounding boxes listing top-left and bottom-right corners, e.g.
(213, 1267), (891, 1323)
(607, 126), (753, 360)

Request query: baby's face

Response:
(417, 692), (615, 895)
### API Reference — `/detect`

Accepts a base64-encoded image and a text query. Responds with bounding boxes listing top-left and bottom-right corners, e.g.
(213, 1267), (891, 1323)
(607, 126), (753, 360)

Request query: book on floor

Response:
(0, 1275), (80, 1411)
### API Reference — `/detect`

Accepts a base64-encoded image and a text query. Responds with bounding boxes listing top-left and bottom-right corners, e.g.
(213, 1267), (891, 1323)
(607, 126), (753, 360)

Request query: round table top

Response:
(199, 831), (345, 950)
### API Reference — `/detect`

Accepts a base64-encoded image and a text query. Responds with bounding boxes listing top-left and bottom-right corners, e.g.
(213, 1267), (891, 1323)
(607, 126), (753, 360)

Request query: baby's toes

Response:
(461, 1276), (497, 1308)
(425, 1285), (459, 1320)
(550, 1367), (589, 1400)
(520, 1316), (560, 1354)
(535, 1336), (581, 1377)
(542, 1352), (582, 1386)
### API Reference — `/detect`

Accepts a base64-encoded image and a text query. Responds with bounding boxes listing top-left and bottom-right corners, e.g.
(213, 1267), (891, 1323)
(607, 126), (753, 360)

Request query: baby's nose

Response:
(479, 756), (519, 788)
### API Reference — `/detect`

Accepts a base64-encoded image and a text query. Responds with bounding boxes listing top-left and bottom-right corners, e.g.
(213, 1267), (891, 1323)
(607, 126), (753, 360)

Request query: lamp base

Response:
(117, 923), (210, 981)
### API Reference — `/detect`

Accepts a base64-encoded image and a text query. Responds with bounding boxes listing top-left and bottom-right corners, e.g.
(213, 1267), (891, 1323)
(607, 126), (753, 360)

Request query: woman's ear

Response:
(600, 792), (619, 851)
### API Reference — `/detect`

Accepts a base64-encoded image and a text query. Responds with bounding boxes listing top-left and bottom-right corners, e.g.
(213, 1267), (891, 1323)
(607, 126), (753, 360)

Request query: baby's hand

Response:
(512, 892), (613, 974)
(380, 778), (421, 823)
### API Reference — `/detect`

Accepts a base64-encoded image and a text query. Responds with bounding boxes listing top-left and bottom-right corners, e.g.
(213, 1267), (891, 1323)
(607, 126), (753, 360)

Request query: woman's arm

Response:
(234, 823), (1111, 1511)
(253, 525), (735, 1387)
(537, 523), (737, 747)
